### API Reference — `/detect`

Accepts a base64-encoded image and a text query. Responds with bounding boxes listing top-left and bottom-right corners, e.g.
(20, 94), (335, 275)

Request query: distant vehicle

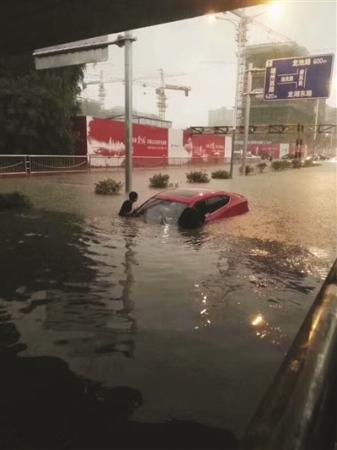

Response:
(281, 154), (316, 166)
(281, 153), (296, 160)
(246, 152), (260, 160)
(133, 189), (249, 225)
(233, 150), (260, 162)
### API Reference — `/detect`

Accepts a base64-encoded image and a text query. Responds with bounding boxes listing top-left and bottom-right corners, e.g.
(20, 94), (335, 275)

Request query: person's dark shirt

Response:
(178, 207), (204, 229)
(119, 200), (133, 217)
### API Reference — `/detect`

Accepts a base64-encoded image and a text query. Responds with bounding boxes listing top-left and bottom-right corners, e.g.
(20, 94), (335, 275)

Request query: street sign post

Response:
(33, 33), (136, 193)
(264, 54), (334, 101)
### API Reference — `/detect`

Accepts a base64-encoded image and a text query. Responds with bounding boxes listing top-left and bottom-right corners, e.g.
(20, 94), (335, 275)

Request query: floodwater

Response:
(0, 163), (336, 449)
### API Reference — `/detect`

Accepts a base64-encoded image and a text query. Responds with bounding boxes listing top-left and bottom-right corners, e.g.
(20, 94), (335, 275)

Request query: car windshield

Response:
(135, 199), (186, 224)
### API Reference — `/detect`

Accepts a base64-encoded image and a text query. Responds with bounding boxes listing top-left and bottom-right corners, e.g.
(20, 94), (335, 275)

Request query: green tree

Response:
(0, 54), (83, 155)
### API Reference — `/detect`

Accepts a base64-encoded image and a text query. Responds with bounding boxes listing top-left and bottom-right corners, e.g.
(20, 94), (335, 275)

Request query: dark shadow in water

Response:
(0, 211), (97, 301)
(0, 326), (238, 450)
(89, 221), (139, 358)
(119, 221), (138, 319)
(0, 210), (139, 361)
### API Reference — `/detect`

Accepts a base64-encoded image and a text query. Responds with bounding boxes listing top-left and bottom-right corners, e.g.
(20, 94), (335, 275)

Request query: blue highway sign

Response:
(264, 54), (334, 101)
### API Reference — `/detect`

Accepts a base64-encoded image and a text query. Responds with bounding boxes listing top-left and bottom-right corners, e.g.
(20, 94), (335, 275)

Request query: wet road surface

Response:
(0, 162), (336, 449)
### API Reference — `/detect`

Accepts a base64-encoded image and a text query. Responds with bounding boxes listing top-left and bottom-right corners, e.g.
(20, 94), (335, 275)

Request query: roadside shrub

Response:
(0, 192), (32, 211)
(272, 160), (291, 171)
(211, 170), (230, 179)
(271, 160), (283, 171)
(256, 162), (267, 173)
(149, 173), (170, 188)
(186, 171), (210, 183)
(95, 178), (122, 195)
(239, 165), (254, 175)
(303, 159), (314, 167)
(292, 159), (302, 169)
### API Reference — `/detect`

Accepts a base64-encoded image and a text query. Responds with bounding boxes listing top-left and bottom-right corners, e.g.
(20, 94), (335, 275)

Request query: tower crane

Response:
(82, 68), (191, 119)
(140, 69), (191, 120)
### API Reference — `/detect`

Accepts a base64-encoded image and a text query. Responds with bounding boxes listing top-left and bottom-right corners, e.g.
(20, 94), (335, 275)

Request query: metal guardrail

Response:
(0, 155), (88, 175)
(243, 258), (337, 450)
(0, 155), (231, 175)
(0, 155), (26, 175)
(0, 154), (249, 175)
(89, 155), (228, 168)
(30, 155), (88, 173)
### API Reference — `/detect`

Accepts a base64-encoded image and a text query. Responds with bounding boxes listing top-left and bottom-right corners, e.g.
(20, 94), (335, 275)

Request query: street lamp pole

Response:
(231, 12), (248, 130)
(216, 12), (248, 129)
(124, 30), (134, 193)
(242, 62), (253, 176)
(313, 98), (319, 152)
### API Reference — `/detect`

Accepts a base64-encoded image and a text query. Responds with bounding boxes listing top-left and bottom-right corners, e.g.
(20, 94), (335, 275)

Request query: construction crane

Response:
(82, 68), (191, 119)
(137, 69), (191, 120)
(82, 70), (124, 106)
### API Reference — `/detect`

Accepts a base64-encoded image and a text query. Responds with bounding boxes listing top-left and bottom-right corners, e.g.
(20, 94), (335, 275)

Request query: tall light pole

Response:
(215, 11), (248, 129)
(313, 98), (320, 152)
(214, 6), (289, 174)
(124, 30), (134, 193)
(230, 11), (249, 129)
(242, 62), (253, 177)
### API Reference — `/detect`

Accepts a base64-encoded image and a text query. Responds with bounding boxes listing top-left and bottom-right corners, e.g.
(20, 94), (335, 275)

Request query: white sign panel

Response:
(33, 36), (109, 70)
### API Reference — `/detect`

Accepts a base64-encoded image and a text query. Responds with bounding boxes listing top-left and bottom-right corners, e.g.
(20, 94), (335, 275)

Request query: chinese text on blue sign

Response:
(264, 54), (334, 101)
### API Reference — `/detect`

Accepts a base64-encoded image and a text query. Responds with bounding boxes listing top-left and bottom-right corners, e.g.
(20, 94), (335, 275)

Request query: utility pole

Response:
(242, 62), (253, 176)
(231, 11), (249, 129)
(242, 64), (265, 175)
(313, 98), (319, 152)
(124, 30), (134, 193)
(229, 129), (236, 178)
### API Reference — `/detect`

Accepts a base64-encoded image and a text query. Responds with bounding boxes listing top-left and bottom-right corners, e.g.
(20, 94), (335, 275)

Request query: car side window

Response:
(134, 198), (159, 216)
(205, 196), (230, 214)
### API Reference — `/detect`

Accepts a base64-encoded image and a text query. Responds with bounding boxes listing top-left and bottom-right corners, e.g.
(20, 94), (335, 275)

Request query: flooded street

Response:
(0, 162), (336, 448)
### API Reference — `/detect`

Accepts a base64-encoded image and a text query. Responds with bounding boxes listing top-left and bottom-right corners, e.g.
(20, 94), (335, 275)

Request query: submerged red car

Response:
(134, 189), (249, 224)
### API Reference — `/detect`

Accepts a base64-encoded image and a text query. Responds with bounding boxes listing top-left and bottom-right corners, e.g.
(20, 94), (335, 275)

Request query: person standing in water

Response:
(119, 191), (138, 217)
(178, 206), (205, 229)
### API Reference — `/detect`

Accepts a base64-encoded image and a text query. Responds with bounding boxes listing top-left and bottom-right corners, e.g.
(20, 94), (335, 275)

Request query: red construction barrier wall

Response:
(73, 116), (229, 167)
(86, 117), (168, 167)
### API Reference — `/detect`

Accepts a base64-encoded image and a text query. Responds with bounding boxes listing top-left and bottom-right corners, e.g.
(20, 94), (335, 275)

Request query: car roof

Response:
(156, 189), (230, 204)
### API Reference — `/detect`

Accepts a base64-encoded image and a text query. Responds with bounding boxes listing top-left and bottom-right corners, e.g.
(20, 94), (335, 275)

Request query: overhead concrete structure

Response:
(1, 0), (265, 56)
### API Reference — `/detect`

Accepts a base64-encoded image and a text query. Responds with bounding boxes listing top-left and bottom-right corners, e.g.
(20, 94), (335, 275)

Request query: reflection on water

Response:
(0, 164), (336, 446)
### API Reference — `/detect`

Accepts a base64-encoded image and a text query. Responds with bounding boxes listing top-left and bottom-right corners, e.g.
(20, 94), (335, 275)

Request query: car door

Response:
(204, 195), (231, 221)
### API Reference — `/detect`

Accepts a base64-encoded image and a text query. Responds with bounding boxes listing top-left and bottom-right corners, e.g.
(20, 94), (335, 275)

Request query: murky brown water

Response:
(0, 163), (336, 448)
